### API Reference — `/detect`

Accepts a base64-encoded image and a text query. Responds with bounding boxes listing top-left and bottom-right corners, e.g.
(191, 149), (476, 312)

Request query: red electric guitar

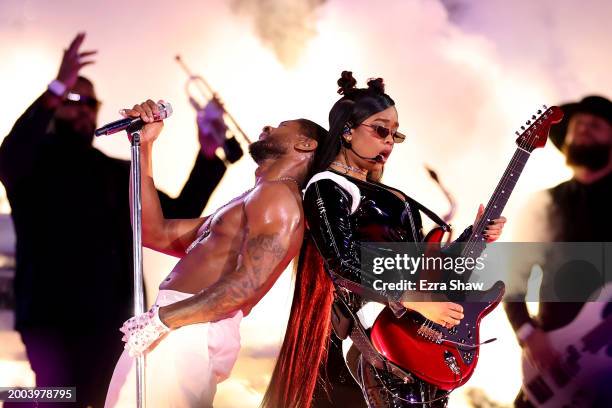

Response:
(370, 106), (564, 391)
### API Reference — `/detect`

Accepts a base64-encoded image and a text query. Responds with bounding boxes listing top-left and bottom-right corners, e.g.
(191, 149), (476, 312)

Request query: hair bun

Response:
(366, 77), (385, 95)
(337, 71), (357, 95)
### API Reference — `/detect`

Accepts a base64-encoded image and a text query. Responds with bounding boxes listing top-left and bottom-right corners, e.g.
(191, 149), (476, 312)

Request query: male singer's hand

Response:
(56, 32), (97, 90)
(120, 99), (165, 144)
(473, 204), (507, 243)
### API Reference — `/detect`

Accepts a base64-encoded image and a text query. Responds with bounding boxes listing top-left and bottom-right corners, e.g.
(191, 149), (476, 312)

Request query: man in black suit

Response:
(0, 32), (239, 407)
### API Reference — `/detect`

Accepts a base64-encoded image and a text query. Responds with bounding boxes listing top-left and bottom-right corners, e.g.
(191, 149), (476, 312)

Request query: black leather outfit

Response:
(304, 170), (471, 407)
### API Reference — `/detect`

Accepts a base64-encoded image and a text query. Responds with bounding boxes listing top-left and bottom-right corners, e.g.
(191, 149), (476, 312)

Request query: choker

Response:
(330, 161), (367, 176)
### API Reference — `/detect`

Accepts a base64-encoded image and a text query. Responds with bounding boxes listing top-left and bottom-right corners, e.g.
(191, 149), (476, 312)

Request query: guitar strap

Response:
(330, 282), (416, 383)
(378, 180), (452, 232)
(406, 195), (451, 231)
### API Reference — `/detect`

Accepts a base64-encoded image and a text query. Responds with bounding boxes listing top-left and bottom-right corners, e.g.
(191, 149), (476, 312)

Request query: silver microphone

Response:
(95, 101), (173, 136)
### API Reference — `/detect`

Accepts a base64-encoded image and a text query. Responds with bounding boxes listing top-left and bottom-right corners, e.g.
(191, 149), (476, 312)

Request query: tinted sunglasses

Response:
(64, 92), (101, 110)
(360, 123), (406, 143)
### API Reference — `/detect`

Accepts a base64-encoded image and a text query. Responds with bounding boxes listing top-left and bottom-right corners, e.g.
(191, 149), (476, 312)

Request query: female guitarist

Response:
(262, 71), (506, 407)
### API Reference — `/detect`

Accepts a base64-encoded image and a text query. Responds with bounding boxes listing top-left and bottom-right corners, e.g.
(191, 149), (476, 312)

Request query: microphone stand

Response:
(128, 127), (147, 408)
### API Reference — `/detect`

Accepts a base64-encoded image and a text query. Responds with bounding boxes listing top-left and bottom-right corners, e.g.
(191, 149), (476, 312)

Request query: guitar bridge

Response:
(417, 322), (443, 343)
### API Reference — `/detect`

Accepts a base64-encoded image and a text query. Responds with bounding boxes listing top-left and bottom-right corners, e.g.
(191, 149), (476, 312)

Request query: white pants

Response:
(105, 290), (242, 408)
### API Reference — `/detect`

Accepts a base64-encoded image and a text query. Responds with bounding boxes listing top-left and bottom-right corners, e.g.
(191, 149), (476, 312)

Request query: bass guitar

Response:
(521, 283), (612, 407)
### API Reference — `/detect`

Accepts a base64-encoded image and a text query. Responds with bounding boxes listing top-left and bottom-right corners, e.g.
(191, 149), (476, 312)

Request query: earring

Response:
(343, 124), (351, 135)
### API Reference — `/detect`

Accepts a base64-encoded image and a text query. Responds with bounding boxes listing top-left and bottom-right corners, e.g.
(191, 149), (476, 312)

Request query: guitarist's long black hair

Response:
(262, 71), (396, 408)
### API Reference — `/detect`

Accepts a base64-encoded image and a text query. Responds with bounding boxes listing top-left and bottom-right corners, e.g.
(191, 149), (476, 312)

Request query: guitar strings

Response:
(465, 111), (545, 254)
(461, 108), (551, 257)
(465, 148), (529, 255)
(463, 148), (527, 256)
(425, 109), (550, 332)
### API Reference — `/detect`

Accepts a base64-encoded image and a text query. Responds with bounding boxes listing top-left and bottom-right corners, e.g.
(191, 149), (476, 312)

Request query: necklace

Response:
(273, 176), (301, 190)
(185, 176), (300, 253)
(331, 161), (367, 176)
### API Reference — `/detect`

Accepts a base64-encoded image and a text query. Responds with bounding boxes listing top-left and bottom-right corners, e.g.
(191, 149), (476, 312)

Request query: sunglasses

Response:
(360, 123), (406, 143)
(64, 92), (101, 110)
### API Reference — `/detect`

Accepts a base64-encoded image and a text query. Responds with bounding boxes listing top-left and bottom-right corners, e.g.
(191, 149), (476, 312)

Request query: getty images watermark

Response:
(371, 253), (487, 291)
(359, 242), (612, 303)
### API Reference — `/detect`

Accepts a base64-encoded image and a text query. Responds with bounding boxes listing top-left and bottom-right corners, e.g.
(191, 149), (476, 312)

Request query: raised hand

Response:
(197, 98), (227, 158)
(56, 32), (97, 90)
(119, 99), (165, 144)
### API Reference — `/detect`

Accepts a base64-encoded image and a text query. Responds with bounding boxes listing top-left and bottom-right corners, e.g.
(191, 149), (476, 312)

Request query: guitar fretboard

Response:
(461, 148), (531, 258)
(582, 312), (612, 353)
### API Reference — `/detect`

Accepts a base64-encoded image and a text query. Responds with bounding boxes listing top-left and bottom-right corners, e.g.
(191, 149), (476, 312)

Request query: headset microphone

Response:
(349, 146), (384, 163)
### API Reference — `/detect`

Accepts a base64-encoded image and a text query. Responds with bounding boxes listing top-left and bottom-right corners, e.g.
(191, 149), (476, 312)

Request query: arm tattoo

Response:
(246, 234), (286, 273)
(201, 232), (286, 320)
(162, 232), (288, 327)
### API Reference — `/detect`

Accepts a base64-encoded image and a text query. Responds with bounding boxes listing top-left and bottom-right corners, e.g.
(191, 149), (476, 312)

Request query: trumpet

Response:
(175, 55), (251, 144)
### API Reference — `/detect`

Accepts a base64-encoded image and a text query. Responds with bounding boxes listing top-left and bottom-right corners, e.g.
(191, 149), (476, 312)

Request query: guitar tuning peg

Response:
(537, 110), (542, 114)
(531, 115), (536, 119)
(526, 120), (531, 125)
(521, 126), (525, 130)
(515, 131), (520, 136)
(543, 104), (548, 109)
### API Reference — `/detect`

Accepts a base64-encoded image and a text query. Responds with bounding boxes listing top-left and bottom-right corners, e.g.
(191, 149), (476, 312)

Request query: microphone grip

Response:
(95, 118), (138, 136)
(95, 101), (173, 137)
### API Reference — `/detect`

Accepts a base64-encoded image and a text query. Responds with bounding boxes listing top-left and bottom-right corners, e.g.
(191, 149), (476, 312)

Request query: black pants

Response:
(356, 355), (449, 408)
(5, 327), (123, 408)
(312, 335), (367, 407)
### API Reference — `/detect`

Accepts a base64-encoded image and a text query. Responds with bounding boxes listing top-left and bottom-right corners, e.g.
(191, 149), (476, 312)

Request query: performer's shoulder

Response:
(548, 178), (574, 196)
(305, 170), (359, 193)
(304, 171), (361, 213)
(247, 181), (302, 216)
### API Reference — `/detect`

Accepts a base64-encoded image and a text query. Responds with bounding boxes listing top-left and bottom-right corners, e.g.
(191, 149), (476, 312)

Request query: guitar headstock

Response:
(515, 106), (564, 152)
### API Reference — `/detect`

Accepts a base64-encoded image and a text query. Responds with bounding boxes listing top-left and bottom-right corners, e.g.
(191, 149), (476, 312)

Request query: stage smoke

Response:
(231, 0), (326, 68)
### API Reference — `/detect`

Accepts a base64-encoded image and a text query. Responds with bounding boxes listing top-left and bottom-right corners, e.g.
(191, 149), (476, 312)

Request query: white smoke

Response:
(439, 0), (612, 98)
(230, 0), (326, 67)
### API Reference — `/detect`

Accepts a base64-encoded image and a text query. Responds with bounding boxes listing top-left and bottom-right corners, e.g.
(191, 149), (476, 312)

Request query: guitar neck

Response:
(461, 147), (531, 257)
(582, 312), (612, 353)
